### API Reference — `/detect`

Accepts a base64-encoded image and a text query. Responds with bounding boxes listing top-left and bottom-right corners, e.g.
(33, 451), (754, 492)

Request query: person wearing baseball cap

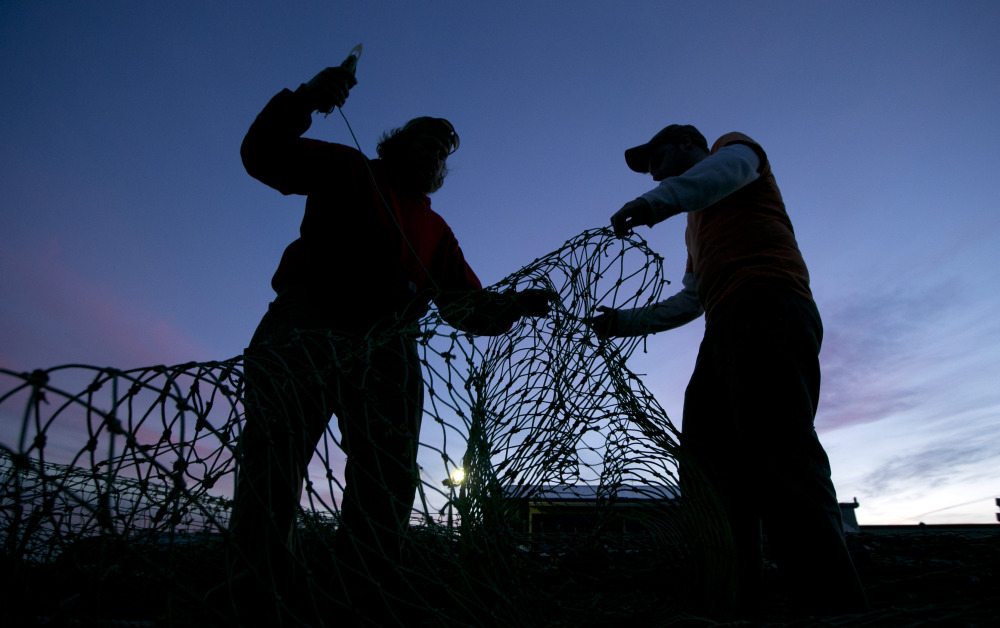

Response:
(590, 124), (867, 617)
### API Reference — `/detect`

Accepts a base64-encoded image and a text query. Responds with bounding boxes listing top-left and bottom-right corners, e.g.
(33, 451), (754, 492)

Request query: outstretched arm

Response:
(611, 144), (761, 236)
(588, 272), (703, 337)
(437, 288), (553, 336)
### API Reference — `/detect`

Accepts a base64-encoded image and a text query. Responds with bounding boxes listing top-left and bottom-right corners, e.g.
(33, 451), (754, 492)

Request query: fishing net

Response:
(2, 227), (997, 627)
(1, 228), (738, 626)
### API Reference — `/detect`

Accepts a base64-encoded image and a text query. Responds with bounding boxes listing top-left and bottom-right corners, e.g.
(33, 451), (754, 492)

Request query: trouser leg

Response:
(738, 296), (866, 613)
(681, 346), (756, 609)
(760, 426), (866, 613)
(229, 310), (336, 597)
(681, 290), (866, 614)
(334, 335), (424, 615)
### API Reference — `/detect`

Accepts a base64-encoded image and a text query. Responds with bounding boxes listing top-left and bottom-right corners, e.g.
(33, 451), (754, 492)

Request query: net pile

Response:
(0, 228), (731, 626)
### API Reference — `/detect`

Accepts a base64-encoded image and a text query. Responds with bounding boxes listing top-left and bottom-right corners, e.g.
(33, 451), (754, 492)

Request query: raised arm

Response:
(240, 67), (356, 196)
(589, 272), (703, 337)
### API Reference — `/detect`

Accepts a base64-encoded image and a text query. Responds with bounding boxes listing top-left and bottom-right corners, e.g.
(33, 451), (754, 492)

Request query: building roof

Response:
(502, 484), (680, 502)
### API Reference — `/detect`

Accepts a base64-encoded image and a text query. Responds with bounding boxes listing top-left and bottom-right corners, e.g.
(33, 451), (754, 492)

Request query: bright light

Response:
(450, 467), (466, 485)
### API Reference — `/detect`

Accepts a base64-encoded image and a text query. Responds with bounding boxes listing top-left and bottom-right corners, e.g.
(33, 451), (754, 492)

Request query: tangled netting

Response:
(3, 227), (998, 627)
(3, 228), (741, 626)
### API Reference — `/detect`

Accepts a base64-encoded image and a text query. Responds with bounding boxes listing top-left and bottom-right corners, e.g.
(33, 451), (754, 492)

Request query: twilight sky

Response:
(1, 1), (998, 524)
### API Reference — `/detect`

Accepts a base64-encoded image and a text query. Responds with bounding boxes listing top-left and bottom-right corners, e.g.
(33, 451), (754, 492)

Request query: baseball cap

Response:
(624, 124), (707, 173)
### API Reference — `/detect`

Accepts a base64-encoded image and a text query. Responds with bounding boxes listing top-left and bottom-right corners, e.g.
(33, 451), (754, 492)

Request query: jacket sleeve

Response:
(430, 232), (519, 336)
(436, 289), (521, 336)
(610, 272), (704, 336)
(640, 143), (761, 224)
(240, 87), (337, 196)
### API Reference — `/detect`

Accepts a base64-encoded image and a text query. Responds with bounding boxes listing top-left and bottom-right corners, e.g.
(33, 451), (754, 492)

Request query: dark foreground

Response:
(2, 529), (996, 627)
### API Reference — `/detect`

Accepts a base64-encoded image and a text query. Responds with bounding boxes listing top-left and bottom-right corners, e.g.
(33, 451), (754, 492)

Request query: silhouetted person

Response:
(590, 125), (867, 616)
(226, 64), (550, 624)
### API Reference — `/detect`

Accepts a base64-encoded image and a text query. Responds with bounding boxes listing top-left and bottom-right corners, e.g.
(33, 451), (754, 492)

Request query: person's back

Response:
(685, 133), (812, 320)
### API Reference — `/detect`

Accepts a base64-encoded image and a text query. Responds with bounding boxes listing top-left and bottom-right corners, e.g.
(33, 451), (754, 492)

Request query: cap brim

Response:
(625, 144), (651, 173)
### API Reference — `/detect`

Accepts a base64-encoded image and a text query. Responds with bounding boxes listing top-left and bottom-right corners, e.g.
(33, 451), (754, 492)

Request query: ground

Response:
(2, 528), (996, 626)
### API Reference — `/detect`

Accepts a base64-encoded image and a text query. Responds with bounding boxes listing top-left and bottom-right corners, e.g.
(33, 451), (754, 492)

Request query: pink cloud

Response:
(0, 238), (210, 371)
(814, 279), (960, 432)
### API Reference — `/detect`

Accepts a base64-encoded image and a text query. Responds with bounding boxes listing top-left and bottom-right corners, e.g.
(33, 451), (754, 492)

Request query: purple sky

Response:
(2, 1), (998, 524)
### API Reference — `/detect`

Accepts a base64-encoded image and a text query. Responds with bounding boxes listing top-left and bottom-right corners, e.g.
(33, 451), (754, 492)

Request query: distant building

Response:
(502, 485), (874, 537)
(847, 497), (1000, 537)
(841, 497), (860, 534)
(502, 484), (679, 535)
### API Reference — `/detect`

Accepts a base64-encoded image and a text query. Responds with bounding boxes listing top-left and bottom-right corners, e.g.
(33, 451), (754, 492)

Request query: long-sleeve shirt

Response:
(612, 133), (812, 335)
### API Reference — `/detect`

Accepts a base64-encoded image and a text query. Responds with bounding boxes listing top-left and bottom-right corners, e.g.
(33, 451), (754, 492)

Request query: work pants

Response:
(680, 286), (867, 614)
(229, 293), (423, 610)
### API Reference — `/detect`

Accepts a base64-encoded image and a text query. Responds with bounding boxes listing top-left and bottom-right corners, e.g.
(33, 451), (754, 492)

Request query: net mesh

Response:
(3, 227), (994, 626)
(2, 228), (734, 626)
